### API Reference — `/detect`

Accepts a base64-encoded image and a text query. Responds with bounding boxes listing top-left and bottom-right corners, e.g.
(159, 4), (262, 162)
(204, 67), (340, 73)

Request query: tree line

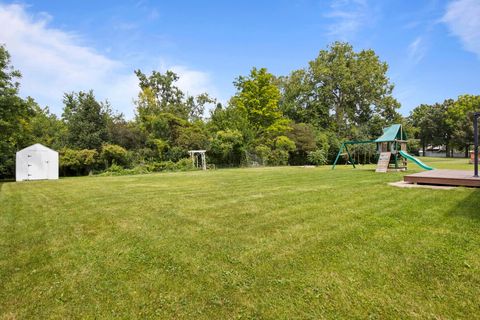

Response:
(1, 42), (478, 178)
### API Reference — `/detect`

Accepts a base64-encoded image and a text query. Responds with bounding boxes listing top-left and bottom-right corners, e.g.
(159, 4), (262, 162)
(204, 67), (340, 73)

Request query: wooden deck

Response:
(404, 170), (480, 187)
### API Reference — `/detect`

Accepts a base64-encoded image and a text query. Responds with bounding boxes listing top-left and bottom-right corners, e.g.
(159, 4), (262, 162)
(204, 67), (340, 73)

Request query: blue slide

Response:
(399, 150), (434, 170)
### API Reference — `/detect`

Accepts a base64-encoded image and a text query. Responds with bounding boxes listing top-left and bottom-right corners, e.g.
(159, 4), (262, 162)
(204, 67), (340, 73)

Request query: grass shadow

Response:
(447, 187), (480, 220)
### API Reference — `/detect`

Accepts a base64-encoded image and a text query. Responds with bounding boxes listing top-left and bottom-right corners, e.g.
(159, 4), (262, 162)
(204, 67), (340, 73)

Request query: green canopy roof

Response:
(375, 124), (407, 142)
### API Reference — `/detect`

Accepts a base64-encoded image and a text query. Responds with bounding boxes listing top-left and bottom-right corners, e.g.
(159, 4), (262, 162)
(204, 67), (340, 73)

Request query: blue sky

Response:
(1, 0), (479, 119)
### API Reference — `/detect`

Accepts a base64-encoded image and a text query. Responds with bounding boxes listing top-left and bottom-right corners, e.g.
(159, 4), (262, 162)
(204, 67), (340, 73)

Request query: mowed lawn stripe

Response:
(1, 166), (480, 319)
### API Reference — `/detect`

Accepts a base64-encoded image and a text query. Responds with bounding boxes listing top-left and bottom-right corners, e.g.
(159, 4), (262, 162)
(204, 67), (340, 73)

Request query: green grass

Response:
(1, 158), (480, 319)
(418, 156), (473, 170)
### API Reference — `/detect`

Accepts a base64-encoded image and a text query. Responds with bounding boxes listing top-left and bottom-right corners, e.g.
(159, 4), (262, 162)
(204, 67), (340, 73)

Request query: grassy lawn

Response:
(1, 158), (479, 319)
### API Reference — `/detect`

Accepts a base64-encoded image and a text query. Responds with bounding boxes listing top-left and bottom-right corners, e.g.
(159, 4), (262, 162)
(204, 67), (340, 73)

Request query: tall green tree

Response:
(62, 90), (109, 150)
(446, 95), (480, 157)
(231, 67), (290, 140)
(409, 100), (454, 156)
(279, 42), (400, 135)
(28, 102), (67, 149)
(135, 70), (187, 119)
(0, 45), (33, 177)
(134, 69), (216, 161)
(409, 104), (435, 155)
(135, 69), (215, 122)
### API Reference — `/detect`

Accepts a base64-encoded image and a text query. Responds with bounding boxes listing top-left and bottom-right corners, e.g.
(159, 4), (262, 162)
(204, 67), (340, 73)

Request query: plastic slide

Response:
(399, 150), (434, 170)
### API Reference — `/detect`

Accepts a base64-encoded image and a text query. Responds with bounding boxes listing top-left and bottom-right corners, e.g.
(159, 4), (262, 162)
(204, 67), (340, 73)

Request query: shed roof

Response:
(17, 143), (58, 153)
(375, 124), (407, 142)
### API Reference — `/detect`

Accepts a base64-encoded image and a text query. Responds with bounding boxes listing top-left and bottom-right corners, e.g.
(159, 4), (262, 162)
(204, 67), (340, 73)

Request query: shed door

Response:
(27, 151), (48, 180)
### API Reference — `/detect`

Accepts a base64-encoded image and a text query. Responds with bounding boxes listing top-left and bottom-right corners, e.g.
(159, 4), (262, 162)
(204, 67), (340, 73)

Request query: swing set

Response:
(332, 124), (408, 171)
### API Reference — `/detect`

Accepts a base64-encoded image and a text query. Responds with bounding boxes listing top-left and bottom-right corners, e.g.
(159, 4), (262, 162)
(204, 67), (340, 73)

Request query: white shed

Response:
(16, 144), (59, 181)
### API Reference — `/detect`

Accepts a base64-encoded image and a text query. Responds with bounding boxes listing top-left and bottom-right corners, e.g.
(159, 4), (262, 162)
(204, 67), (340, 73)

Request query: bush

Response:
(175, 158), (195, 171)
(60, 148), (98, 176)
(148, 160), (174, 172)
(166, 146), (188, 162)
(274, 136), (296, 152)
(209, 129), (245, 166)
(100, 144), (129, 168)
(99, 163), (151, 176)
(98, 158), (196, 176)
(307, 149), (328, 165)
(266, 149), (289, 166)
(254, 145), (271, 165)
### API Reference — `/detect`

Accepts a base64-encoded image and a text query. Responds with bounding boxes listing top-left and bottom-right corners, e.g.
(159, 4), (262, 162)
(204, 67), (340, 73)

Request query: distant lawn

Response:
(418, 156), (473, 170)
(1, 161), (480, 318)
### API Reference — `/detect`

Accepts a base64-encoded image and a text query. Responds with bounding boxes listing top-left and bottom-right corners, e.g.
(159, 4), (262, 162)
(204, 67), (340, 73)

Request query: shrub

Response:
(266, 149), (289, 166)
(307, 149), (328, 165)
(100, 144), (129, 168)
(99, 163), (152, 176)
(60, 148), (98, 176)
(209, 129), (245, 166)
(274, 136), (296, 152)
(98, 158), (196, 176)
(166, 146), (188, 162)
(150, 160), (176, 172)
(175, 158), (195, 171)
(254, 145), (271, 165)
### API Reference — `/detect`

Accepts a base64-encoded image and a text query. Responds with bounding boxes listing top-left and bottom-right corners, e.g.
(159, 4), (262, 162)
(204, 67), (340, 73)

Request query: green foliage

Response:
(135, 70), (187, 119)
(100, 144), (129, 168)
(99, 163), (150, 176)
(254, 144), (271, 165)
(446, 94), (480, 155)
(98, 158), (195, 176)
(287, 123), (317, 165)
(28, 103), (67, 149)
(232, 67), (290, 139)
(307, 149), (328, 165)
(266, 149), (289, 166)
(135, 69), (214, 123)
(150, 160), (176, 172)
(288, 123), (316, 151)
(279, 42), (400, 134)
(60, 148), (99, 176)
(62, 91), (109, 150)
(209, 129), (245, 166)
(0, 45), (34, 177)
(407, 139), (421, 156)
(175, 123), (209, 150)
(409, 100), (455, 156)
(107, 114), (146, 150)
(175, 158), (195, 171)
(166, 146), (188, 162)
(274, 135), (296, 152)
(3, 40), (480, 177)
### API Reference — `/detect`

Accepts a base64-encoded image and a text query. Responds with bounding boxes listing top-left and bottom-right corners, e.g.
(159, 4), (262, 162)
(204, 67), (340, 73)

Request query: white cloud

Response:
(442, 0), (480, 57)
(408, 36), (426, 63)
(171, 65), (218, 98)
(324, 0), (373, 40)
(0, 3), (217, 118)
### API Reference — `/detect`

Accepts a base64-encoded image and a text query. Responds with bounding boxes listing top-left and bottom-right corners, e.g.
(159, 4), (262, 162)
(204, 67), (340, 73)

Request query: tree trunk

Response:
(445, 144), (450, 158)
(422, 142), (426, 157)
(465, 144), (470, 158)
